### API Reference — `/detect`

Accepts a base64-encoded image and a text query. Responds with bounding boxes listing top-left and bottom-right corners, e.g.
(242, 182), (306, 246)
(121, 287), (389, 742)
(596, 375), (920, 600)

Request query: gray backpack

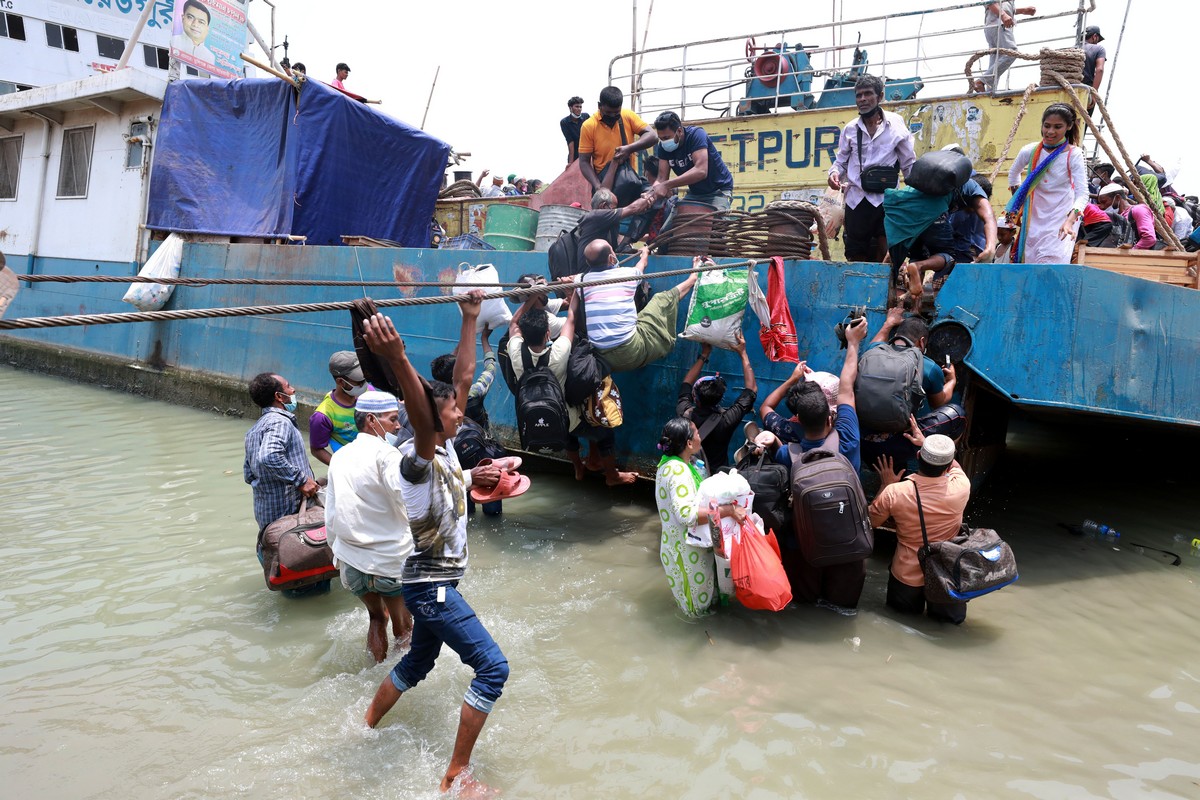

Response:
(854, 340), (925, 433)
(788, 430), (874, 567)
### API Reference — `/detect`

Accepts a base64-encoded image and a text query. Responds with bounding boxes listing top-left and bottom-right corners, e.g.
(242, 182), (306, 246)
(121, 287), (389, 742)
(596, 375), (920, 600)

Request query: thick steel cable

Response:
(17, 275), (530, 287)
(0, 259), (758, 331)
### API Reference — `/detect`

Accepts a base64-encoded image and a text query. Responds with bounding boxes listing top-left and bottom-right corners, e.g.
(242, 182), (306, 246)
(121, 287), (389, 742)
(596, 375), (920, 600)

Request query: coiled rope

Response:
(964, 47), (1085, 91)
(0, 258), (758, 331)
(649, 201), (831, 261)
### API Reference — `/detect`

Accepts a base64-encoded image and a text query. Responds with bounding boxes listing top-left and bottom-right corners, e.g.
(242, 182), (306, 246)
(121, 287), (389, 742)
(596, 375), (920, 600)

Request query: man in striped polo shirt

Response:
(578, 242), (697, 372)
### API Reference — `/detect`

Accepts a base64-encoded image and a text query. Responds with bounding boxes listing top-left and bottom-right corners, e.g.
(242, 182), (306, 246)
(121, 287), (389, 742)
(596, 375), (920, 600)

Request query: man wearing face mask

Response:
(310, 351), (373, 466)
(243, 374), (318, 517)
(560, 96), (590, 165)
(648, 111), (735, 233)
(325, 391), (415, 663)
(578, 86), (657, 203)
(829, 75), (917, 263)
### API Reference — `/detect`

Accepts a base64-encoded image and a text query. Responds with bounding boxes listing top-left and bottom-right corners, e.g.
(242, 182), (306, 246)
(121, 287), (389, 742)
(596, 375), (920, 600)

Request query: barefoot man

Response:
(324, 390), (414, 663)
(361, 292), (507, 795)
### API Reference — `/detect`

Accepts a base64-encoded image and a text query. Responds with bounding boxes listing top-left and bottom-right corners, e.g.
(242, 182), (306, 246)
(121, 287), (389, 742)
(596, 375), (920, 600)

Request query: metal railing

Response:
(609, 0), (1091, 120)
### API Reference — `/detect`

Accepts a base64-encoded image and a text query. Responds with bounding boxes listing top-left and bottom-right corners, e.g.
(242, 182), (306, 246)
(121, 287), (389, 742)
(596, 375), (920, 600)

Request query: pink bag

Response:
(730, 518), (793, 611)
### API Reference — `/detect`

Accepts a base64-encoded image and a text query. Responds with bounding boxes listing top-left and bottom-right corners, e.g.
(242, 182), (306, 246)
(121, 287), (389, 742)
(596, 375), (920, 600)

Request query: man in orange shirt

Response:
(869, 431), (971, 624)
(577, 86), (657, 205)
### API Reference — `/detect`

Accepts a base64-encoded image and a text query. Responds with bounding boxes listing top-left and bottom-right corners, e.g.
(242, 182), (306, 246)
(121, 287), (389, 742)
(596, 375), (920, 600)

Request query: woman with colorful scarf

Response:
(1006, 103), (1089, 264)
(654, 417), (744, 618)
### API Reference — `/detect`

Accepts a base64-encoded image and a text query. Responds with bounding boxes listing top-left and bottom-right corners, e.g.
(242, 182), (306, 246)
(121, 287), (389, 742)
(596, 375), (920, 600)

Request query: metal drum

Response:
(533, 204), (586, 252)
(482, 204), (539, 252)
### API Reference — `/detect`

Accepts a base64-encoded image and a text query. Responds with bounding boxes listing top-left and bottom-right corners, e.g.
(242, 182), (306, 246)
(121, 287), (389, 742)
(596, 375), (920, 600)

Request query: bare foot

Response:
(391, 608), (413, 640)
(368, 616), (389, 663)
(972, 79), (986, 94)
(442, 767), (498, 797)
(605, 470), (638, 487)
(583, 452), (604, 472)
(568, 454), (587, 481)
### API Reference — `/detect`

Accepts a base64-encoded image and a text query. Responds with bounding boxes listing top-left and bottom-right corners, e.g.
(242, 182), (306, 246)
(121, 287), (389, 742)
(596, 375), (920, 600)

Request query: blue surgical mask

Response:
(385, 431), (400, 447)
(660, 136), (679, 153)
(281, 393), (297, 412)
(570, 112), (582, 120)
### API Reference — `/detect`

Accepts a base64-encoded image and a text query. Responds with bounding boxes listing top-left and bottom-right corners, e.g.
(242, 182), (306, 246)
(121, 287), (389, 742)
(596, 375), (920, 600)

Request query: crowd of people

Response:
(238, 66), (1193, 794)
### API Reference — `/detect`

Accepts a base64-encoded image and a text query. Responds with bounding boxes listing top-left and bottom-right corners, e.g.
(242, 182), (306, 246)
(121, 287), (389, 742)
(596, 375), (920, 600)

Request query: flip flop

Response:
(477, 456), (523, 473)
(470, 469), (531, 504)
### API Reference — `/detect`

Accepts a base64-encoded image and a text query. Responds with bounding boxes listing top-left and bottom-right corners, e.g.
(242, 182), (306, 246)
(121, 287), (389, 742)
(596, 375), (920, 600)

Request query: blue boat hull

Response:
(3, 246), (1197, 472)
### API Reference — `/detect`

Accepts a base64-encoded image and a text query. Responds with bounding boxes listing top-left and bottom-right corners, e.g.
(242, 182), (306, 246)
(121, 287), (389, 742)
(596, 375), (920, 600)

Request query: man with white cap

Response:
(870, 431), (971, 624)
(325, 390), (414, 663)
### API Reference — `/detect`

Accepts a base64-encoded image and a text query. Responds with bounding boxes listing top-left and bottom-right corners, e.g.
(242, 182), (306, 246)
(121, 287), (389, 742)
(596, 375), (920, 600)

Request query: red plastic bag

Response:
(759, 256), (799, 363)
(730, 518), (793, 611)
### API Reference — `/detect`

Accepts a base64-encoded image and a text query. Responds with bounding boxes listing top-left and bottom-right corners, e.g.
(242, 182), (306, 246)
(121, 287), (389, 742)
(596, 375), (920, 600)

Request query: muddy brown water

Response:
(2, 365), (1199, 799)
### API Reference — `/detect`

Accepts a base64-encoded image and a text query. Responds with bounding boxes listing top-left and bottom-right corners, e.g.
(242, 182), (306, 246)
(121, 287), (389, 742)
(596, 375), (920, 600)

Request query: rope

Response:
(0, 259), (757, 331)
(438, 179), (483, 199)
(986, 83), (1038, 186)
(649, 202), (830, 261)
(1041, 71), (1184, 251)
(964, 47), (1084, 93)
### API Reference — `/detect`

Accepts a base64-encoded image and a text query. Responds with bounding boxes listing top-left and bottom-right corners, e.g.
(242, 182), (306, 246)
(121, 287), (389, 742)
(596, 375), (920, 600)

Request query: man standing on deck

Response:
(828, 75), (917, 263)
(1081, 26), (1106, 113)
(331, 63), (351, 91)
(647, 111), (736, 232)
(360, 294), (507, 795)
(243, 372), (328, 597)
(561, 96), (590, 165)
(975, 2), (1037, 93)
(577, 86), (657, 205)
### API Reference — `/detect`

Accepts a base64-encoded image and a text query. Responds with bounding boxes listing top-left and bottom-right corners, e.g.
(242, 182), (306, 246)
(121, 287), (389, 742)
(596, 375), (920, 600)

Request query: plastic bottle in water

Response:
(1081, 519), (1121, 544)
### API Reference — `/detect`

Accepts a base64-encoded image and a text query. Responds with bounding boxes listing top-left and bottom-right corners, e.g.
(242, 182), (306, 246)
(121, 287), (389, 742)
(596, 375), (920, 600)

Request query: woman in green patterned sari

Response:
(654, 417), (745, 618)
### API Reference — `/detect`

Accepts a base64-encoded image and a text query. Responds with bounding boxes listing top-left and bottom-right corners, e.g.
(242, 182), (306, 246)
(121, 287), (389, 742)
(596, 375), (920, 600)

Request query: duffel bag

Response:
(258, 497), (337, 592)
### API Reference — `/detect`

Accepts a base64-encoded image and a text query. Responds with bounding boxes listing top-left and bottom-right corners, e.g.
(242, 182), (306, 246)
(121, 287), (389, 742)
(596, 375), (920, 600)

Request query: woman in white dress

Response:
(654, 417), (744, 618)
(1006, 103), (1089, 264)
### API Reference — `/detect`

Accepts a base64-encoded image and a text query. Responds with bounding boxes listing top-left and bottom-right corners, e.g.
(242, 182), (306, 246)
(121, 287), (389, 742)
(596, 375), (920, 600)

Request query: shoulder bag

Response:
(913, 482), (1018, 602)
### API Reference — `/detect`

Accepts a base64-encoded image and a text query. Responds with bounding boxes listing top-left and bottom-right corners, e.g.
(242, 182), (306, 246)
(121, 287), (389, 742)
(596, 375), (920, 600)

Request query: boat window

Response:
(143, 44), (170, 70)
(96, 34), (125, 61)
(0, 134), (22, 200)
(45, 23), (80, 52)
(56, 126), (94, 199)
(125, 121), (149, 169)
(1, 12), (27, 41)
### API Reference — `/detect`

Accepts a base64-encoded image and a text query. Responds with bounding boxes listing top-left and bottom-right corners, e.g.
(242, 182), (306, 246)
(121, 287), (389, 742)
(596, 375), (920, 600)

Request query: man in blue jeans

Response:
(360, 292), (507, 795)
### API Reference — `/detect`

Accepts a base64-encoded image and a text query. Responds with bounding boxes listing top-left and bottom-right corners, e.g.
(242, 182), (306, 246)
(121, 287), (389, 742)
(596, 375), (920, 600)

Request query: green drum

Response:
(482, 204), (539, 252)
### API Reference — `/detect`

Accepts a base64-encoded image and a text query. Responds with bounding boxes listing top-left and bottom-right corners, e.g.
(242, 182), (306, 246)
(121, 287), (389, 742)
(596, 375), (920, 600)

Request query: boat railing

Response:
(609, 0), (1091, 121)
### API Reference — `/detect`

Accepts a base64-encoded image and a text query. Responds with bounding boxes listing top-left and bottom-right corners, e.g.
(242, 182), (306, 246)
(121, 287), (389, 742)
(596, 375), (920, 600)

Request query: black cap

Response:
(1085, 25), (1104, 41)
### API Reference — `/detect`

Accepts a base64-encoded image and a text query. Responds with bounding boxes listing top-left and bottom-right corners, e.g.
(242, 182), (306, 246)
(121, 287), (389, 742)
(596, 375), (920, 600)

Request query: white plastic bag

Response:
(122, 233), (183, 311)
(691, 470), (755, 549)
(678, 267), (749, 349)
(746, 268), (769, 330)
(454, 262), (512, 331)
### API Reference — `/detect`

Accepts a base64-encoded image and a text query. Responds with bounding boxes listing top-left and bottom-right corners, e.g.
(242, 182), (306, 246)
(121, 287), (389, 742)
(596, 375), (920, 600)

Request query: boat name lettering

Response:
(710, 126), (841, 173)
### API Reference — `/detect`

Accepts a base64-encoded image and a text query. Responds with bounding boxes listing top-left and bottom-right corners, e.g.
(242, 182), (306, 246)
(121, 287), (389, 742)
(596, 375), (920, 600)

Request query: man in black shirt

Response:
(675, 333), (758, 470)
(575, 188), (652, 267)
(560, 96), (590, 165)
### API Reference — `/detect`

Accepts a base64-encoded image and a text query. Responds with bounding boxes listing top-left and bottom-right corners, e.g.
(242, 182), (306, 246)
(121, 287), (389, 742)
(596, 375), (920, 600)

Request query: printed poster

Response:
(169, 0), (247, 79)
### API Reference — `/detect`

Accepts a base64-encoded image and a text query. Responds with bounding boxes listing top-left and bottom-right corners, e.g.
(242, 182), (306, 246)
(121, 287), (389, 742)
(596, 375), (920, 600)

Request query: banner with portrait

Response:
(169, 0), (247, 79)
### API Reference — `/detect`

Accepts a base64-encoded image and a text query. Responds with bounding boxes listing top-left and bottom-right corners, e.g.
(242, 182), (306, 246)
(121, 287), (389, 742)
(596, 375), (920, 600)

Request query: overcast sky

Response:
(249, 0), (1191, 189)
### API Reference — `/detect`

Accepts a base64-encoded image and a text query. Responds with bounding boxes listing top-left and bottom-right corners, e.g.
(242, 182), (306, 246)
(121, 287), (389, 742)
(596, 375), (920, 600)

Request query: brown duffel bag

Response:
(258, 497), (337, 592)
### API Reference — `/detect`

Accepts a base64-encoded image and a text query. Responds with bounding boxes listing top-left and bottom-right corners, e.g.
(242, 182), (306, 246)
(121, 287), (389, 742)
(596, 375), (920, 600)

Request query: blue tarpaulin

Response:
(147, 79), (450, 247)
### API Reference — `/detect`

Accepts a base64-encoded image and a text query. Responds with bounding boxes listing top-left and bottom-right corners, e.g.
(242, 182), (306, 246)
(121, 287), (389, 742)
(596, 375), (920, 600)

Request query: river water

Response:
(2, 364), (1199, 799)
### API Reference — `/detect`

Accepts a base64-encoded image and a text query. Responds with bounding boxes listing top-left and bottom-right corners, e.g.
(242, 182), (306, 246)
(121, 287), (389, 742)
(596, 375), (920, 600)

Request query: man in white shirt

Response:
(828, 75), (916, 263)
(325, 390), (413, 663)
(170, 0), (215, 68)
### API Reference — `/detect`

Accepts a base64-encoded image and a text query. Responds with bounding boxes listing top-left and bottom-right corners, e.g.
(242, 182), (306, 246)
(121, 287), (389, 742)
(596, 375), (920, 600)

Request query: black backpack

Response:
(453, 416), (506, 469)
(854, 341), (925, 434)
(564, 338), (610, 406)
(548, 225), (581, 280)
(735, 451), (793, 547)
(788, 430), (874, 567)
(496, 332), (519, 396)
(516, 345), (570, 451)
